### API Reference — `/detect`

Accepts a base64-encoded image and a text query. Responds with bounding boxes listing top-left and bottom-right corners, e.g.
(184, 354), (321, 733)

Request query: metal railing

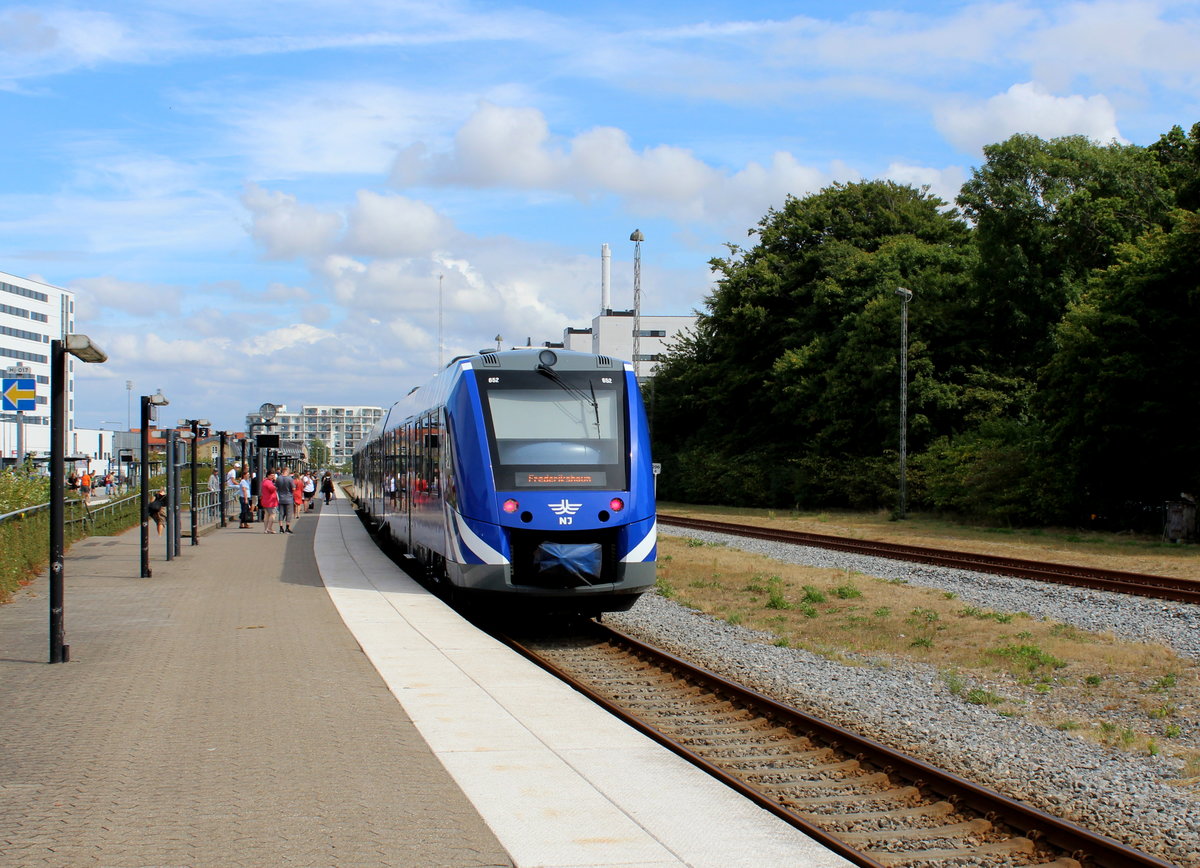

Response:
(0, 487), (243, 598)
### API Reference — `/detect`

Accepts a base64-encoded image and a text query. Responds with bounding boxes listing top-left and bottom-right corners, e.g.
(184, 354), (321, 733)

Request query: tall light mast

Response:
(629, 229), (644, 379)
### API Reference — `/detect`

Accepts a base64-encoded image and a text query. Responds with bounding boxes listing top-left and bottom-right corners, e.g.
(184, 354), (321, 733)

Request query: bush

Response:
(911, 419), (1070, 523)
(0, 480), (143, 602)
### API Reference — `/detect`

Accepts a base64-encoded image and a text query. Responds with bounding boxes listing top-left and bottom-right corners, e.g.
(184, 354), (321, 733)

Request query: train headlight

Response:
(502, 498), (520, 514)
(609, 497), (625, 512)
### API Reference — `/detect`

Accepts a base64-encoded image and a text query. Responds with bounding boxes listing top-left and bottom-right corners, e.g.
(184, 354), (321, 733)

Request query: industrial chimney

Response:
(601, 243), (611, 314)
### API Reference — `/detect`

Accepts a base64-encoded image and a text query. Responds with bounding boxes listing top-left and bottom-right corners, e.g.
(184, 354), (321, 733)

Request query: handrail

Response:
(0, 502), (52, 523)
(0, 488), (239, 534)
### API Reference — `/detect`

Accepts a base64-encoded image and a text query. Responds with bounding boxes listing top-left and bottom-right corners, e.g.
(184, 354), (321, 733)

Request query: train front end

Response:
(448, 349), (656, 614)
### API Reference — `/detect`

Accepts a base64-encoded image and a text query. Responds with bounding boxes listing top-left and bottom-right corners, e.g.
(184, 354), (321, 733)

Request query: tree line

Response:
(649, 123), (1200, 529)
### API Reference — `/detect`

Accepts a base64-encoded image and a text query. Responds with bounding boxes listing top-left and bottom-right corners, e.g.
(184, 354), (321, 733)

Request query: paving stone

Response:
(0, 505), (513, 867)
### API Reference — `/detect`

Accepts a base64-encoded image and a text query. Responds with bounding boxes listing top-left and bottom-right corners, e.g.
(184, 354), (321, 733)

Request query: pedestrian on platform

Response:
(207, 467), (220, 494)
(259, 471), (279, 534)
(291, 471), (303, 524)
(302, 471), (316, 511)
(67, 471), (79, 496)
(275, 467), (295, 534)
(148, 489), (167, 536)
(80, 470), (92, 502)
(238, 471), (253, 528)
(321, 471), (335, 505)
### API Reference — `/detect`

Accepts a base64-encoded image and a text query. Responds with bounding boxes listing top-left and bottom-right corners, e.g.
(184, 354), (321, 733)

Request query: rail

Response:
(498, 620), (1176, 868)
(658, 513), (1200, 605)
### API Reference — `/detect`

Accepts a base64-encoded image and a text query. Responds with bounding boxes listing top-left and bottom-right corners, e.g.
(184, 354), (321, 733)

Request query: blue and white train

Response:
(352, 348), (657, 615)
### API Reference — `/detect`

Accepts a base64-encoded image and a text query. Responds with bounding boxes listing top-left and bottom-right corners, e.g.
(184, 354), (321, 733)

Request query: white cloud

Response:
(262, 281), (312, 302)
(1024, 1), (1200, 93)
(445, 103), (565, 186)
(397, 102), (833, 227)
(101, 330), (222, 367)
(242, 183), (342, 260)
(883, 163), (967, 208)
(216, 82), (462, 178)
(0, 7), (132, 82)
(70, 275), (182, 318)
(243, 323), (335, 356)
(934, 82), (1125, 153)
(344, 191), (456, 257)
(317, 254), (368, 304)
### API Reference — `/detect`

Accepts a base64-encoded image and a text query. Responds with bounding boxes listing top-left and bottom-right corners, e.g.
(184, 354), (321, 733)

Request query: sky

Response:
(2, 1), (1198, 433)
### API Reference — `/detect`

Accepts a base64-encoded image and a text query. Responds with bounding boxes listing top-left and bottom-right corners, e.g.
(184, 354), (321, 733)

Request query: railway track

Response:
(498, 619), (1175, 868)
(658, 514), (1200, 605)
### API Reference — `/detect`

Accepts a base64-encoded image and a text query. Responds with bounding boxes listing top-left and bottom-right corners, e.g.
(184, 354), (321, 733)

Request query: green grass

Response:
(987, 643), (1066, 673)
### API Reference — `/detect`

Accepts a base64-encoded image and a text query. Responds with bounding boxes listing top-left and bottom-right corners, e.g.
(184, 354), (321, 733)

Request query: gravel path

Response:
(607, 526), (1200, 866)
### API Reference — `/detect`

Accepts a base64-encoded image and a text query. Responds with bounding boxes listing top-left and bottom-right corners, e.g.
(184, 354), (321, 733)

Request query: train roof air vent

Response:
(480, 353), (500, 366)
(596, 355), (614, 367)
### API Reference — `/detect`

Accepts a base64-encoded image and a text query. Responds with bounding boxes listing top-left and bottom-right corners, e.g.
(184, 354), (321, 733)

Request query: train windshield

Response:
(478, 370), (627, 490)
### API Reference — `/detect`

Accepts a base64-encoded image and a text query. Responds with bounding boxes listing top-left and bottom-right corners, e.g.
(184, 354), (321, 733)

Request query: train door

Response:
(397, 425), (412, 549)
(409, 410), (444, 565)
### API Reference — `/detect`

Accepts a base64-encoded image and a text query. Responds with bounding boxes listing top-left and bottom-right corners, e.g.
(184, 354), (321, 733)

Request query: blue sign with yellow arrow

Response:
(2, 378), (37, 412)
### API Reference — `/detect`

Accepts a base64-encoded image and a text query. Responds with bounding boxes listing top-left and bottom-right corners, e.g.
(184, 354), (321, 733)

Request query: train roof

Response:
(355, 349), (632, 451)
(456, 347), (626, 371)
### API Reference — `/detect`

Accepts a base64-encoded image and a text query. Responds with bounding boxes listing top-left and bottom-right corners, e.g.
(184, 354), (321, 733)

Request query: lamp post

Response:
(140, 390), (169, 578)
(895, 287), (913, 520)
(49, 334), (108, 664)
(97, 421), (121, 481)
(217, 431), (228, 528)
(248, 410), (278, 522)
(181, 418), (209, 545)
(629, 229), (644, 380)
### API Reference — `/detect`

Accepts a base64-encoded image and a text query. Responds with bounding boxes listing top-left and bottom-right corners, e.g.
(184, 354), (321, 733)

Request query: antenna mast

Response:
(629, 229), (644, 379)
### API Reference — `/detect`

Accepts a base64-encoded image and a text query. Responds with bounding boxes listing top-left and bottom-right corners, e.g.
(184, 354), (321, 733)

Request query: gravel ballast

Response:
(607, 526), (1200, 865)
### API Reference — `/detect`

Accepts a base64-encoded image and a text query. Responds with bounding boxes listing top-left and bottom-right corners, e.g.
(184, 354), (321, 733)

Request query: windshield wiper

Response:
(537, 364), (601, 437)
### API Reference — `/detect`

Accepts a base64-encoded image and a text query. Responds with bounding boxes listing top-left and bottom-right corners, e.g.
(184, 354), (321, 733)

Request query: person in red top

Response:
(292, 472), (304, 523)
(258, 471), (279, 534)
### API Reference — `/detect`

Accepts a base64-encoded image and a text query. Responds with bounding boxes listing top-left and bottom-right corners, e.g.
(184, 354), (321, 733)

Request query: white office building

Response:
(561, 311), (696, 379)
(0, 270), (76, 465)
(244, 404), (384, 467)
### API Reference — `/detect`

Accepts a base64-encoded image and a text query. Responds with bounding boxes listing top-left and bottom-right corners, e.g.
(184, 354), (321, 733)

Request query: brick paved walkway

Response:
(0, 503), (512, 867)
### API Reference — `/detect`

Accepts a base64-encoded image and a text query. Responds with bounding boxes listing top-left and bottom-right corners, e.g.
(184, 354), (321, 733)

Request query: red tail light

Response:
(609, 498), (625, 512)
(502, 498), (519, 514)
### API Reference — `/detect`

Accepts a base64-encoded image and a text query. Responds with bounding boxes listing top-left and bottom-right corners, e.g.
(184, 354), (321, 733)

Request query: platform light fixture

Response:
(140, 390), (169, 578)
(181, 419), (210, 545)
(49, 334), (109, 664)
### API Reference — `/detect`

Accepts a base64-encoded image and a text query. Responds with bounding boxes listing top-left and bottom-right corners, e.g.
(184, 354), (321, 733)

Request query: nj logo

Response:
(549, 499), (581, 516)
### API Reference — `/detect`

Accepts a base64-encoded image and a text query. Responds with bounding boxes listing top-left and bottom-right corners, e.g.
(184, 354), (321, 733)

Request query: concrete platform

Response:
(315, 496), (854, 868)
